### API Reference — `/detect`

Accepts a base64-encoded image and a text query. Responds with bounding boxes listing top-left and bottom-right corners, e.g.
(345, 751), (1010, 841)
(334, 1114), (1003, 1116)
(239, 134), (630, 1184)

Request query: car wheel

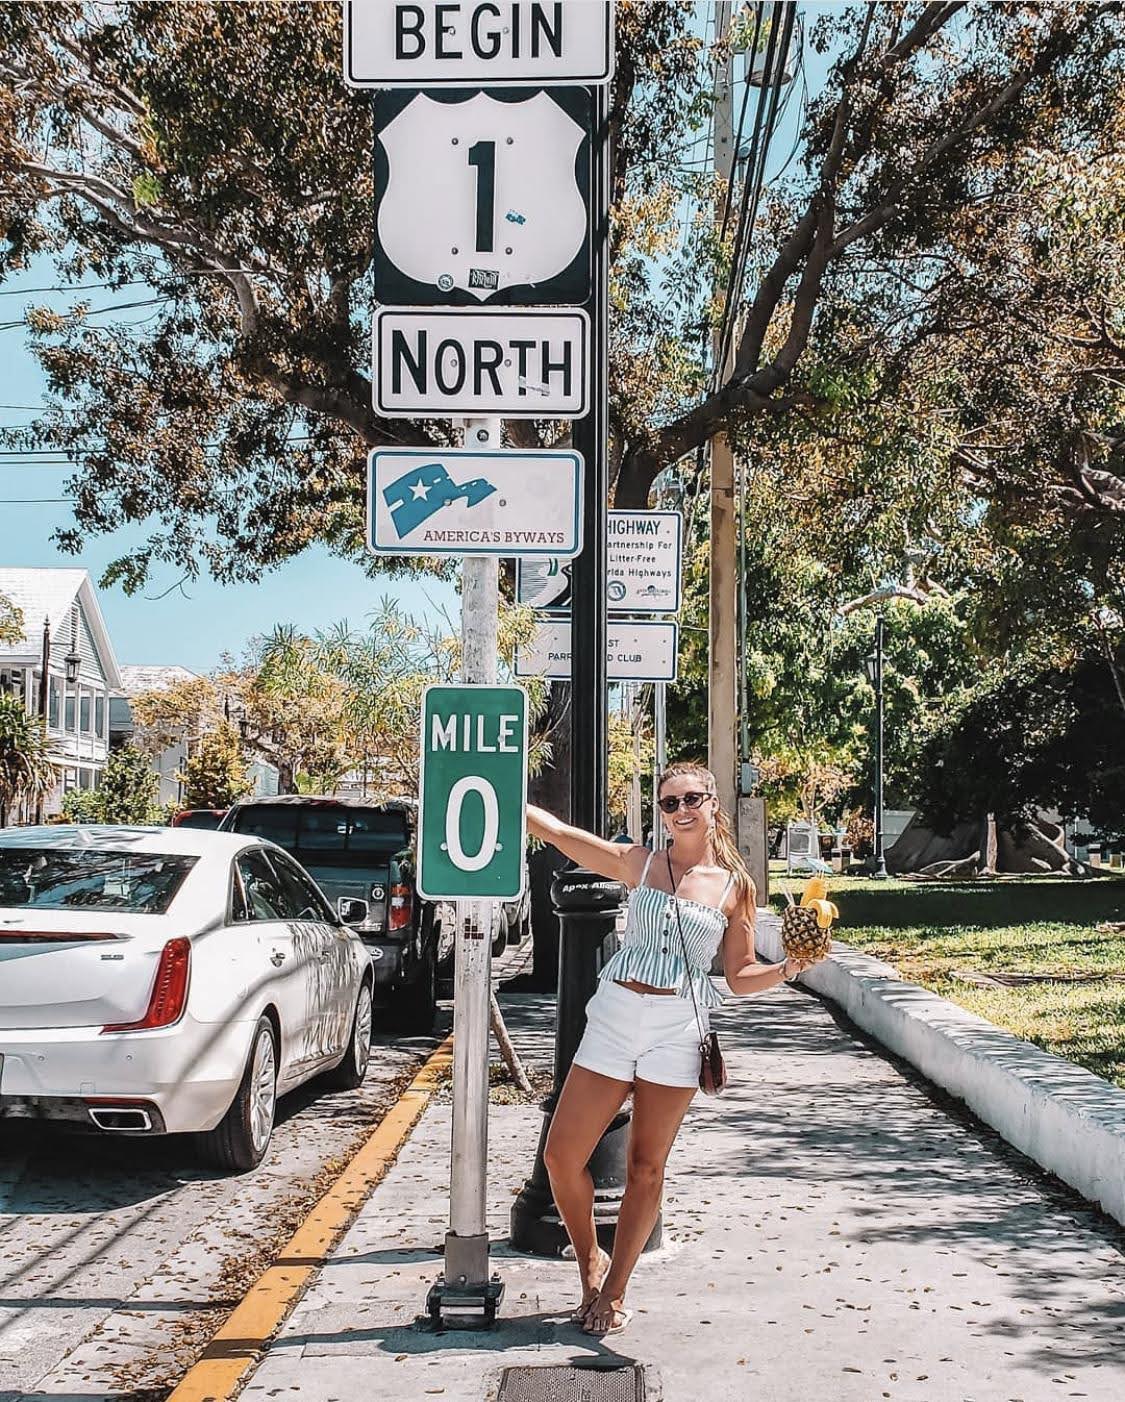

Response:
(195, 1016), (277, 1173)
(326, 981), (373, 1089)
(389, 945), (438, 1034)
(491, 918), (507, 958)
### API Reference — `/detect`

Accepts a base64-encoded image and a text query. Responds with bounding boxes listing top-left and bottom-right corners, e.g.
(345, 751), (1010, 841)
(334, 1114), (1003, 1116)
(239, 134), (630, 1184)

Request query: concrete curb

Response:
(756, 909), (1125, 1228)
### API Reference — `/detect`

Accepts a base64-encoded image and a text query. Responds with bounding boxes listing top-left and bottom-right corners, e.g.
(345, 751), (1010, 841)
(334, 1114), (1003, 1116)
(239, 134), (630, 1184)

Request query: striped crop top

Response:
(598, 851), (734, 1010)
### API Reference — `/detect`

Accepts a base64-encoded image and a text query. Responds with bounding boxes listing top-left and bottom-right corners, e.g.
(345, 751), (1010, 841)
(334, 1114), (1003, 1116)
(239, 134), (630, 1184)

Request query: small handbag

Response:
(667, 852), (729, 1095)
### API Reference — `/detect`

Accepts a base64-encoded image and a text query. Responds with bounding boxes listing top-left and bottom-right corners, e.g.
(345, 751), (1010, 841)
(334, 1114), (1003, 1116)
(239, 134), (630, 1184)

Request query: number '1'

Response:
(467, 141), (496, 254)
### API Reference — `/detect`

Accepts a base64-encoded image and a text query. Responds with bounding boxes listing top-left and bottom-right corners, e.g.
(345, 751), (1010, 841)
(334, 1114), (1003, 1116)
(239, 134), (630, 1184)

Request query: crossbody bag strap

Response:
(666, 850), (707, 1046)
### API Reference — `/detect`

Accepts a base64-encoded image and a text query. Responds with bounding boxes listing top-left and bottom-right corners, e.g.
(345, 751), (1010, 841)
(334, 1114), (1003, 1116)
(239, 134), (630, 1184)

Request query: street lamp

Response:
(64, 650), (80, 686)
(865, 615), (888, 880)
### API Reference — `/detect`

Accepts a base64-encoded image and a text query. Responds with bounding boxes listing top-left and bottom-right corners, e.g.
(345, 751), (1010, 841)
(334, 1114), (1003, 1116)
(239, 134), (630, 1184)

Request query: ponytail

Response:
(657, 762), (755, 905)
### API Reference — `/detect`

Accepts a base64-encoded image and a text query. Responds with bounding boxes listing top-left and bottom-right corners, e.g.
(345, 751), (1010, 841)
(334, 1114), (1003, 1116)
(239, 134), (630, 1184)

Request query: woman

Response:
(527, 761), (825, 1338)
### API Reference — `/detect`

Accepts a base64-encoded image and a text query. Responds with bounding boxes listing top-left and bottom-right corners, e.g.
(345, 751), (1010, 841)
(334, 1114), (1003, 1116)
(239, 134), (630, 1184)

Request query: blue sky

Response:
(0, 261), (459, 673)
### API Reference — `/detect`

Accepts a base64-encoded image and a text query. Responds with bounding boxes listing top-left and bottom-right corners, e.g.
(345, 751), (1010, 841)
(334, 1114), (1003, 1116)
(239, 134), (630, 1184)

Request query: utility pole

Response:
(709, 0), (738, 819)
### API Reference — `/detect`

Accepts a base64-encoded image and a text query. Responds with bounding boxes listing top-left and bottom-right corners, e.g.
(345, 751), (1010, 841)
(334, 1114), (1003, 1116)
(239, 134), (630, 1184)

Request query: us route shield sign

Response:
(418, 685), (528, 901)
(374, 87), (592, 305)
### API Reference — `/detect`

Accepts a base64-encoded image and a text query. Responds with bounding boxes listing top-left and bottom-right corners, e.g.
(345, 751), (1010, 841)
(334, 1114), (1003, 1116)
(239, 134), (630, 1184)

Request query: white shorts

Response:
(572, 980), (708, 1089)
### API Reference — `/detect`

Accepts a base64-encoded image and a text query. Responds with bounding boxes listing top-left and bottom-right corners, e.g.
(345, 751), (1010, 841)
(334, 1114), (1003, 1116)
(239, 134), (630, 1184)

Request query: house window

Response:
(49, 678), (61, 728)
(78, 767), (94, 790)
(64, 692), (76, 732)
(95, 695), (105, 737)
(80, 693), (92, 733)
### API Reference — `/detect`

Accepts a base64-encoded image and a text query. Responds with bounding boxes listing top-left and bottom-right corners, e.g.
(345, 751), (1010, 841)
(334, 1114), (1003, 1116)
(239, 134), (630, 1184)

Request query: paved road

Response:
(0, 1019), (446, 1402)
(0, 930), (532, 1401)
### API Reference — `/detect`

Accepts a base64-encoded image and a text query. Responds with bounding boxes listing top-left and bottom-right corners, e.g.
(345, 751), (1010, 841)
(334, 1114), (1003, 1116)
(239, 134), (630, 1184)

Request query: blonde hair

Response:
(657, 762), (755, 904)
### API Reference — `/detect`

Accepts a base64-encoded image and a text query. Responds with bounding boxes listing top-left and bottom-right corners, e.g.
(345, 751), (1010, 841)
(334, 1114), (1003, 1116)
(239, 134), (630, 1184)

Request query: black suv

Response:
(219, 796), (452, 1032)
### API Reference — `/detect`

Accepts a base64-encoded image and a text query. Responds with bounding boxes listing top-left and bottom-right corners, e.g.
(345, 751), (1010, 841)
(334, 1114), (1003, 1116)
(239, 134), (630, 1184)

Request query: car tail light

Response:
(101, 937), (191, 1034)
(388, 882), (413, 932)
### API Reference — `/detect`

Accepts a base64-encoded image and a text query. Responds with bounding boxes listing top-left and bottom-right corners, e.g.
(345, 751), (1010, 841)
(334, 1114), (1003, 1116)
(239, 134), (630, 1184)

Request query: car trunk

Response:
(0, 912), (168, 1031)
(304, 861), (393, 933)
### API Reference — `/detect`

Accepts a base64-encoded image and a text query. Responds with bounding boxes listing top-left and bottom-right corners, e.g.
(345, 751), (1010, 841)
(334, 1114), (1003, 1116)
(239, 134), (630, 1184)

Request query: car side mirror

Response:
(337, 896), (369, 925)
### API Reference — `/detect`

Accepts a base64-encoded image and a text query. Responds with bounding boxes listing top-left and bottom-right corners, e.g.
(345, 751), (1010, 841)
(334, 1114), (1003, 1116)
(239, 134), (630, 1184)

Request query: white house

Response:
(111, 663), (200, 808)
(0, 567), (123, 813)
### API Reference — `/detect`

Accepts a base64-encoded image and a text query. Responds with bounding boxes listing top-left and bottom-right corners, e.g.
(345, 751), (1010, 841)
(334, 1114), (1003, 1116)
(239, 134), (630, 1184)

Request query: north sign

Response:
(515, 619), (680, 683)
(517, 510), (683, 614)
(344, 2), (614, 88)
(367, 447), (583, 557)
(417, 684), (528, 902)
(375, 87), (591, 306)
(374, 307), (589, 418)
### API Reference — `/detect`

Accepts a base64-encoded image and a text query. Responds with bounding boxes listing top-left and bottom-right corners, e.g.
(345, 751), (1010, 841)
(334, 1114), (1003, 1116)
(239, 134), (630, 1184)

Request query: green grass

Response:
(770, 874), (1125, 1088)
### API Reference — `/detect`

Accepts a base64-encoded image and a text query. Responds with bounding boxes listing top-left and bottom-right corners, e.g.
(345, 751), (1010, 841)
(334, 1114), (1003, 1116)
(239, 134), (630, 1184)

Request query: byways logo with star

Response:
(382, 461), (497, 539)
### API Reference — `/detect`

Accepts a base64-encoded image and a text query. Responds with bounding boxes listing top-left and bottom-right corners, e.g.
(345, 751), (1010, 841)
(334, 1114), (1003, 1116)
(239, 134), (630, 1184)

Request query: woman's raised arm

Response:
(527, 805), (648, 887)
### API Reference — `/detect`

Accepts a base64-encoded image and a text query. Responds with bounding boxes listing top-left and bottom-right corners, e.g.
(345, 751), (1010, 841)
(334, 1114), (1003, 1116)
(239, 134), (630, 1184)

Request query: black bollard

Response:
(509, 866), (662, 1256)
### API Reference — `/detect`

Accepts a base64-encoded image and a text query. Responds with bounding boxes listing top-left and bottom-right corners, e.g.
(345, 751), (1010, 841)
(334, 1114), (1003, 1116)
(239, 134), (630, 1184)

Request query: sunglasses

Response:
(657, 790), (713, 814)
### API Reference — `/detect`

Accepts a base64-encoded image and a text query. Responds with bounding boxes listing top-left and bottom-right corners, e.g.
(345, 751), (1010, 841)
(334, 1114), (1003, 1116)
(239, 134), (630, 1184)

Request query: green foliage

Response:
(179, 723), (252, 808)
(915, 648), (1125, 835)
(0, 594), (23, 645)
(0, 695), (56, 825)
(86, 744), (163, 825)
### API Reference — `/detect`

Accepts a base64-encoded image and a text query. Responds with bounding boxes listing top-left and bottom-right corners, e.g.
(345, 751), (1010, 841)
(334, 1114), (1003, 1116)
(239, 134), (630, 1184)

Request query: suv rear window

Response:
(0, 849), (197, 914)
(227, 804), (410, 857)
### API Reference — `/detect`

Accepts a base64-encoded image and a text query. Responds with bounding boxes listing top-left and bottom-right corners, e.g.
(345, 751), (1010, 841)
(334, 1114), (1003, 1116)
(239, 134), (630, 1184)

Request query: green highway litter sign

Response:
(418, 684), (528, 901)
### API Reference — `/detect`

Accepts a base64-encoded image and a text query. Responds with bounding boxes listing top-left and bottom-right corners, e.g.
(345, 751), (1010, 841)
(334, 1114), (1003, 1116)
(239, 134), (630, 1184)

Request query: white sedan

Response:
(0, 825), (374, 1171)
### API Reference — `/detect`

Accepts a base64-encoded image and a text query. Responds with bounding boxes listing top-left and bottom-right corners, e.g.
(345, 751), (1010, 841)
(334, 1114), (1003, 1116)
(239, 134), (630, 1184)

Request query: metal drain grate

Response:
(496, 1364), (647, 1402)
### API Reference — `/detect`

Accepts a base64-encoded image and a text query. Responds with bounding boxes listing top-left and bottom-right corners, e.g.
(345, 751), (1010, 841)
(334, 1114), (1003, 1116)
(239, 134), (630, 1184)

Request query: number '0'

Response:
(445, 776), (499, 871)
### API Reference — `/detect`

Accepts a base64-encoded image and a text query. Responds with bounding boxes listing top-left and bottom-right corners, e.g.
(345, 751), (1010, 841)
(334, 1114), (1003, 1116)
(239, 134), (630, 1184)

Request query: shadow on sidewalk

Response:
(273, 1308), (642, 1363)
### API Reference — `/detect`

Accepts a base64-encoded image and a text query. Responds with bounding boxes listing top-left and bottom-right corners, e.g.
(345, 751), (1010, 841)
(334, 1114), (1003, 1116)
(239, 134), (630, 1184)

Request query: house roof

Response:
(120, 664), (200, 696)
(0, 567), (124, 690)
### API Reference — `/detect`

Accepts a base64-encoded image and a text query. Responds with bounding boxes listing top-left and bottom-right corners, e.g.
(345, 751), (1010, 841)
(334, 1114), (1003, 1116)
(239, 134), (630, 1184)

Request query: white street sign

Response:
(344, 1), (614, 88)
(515, 619), (680, 683)
(375, 307), (589, 418)
(517, 510), (683, 614)
(375, 88), (590, 305)
(367, 447), (583, 557)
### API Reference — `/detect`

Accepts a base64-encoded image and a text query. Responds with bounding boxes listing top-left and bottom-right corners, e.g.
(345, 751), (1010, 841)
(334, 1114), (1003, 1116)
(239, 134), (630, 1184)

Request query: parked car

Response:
(0, 825), (373, 1172)
(219, 796), (452, 1032)
(171, 808), (227, 830)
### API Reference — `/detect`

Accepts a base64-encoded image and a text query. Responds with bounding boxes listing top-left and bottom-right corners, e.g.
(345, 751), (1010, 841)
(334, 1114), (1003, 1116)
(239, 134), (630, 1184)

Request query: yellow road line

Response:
(167, 1035), (454, 1402)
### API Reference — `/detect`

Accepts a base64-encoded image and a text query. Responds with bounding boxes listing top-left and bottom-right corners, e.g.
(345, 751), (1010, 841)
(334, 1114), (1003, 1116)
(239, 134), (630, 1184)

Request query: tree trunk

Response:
(888, 811), (1085, 877)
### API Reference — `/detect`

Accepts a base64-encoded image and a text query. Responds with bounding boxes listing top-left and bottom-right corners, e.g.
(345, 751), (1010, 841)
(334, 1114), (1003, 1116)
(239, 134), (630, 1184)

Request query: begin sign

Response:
(418, 684), (528, 901)
(345, 1), (614, 87)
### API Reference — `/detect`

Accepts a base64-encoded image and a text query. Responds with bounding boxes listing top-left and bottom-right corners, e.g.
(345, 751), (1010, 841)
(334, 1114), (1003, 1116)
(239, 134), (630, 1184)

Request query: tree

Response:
(0, 594), (23, 646)
(0, 696), (55, 826)
(178, 722), (251, 808)
(915, 646), (1125, 838)
(85, 743), (163, 824)
(1, 4), (1118, 582)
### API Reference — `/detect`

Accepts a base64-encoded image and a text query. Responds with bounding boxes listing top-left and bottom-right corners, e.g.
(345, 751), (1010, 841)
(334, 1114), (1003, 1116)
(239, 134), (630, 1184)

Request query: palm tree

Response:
(0, 695), (56, 827)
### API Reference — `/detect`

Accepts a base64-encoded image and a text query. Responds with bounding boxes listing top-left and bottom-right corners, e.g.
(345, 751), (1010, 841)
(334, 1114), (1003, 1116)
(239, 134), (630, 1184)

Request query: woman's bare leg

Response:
(543, 1064), (632, 1319)
(585, 1078), (695, 1334)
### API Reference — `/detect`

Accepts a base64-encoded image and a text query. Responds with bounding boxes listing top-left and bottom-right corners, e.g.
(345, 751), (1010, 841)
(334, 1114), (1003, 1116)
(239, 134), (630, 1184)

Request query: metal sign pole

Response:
(431, 415), (504, 1327)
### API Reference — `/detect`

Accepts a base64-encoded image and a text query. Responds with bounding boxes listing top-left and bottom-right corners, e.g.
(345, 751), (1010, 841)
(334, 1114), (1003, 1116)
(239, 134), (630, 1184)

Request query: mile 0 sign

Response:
(374, 87), (592, 306)
(418, 685), (529, 901)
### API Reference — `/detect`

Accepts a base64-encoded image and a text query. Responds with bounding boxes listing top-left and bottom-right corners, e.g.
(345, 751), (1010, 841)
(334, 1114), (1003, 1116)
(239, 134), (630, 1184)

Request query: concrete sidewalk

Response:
(241, 982), (1125, 1402)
